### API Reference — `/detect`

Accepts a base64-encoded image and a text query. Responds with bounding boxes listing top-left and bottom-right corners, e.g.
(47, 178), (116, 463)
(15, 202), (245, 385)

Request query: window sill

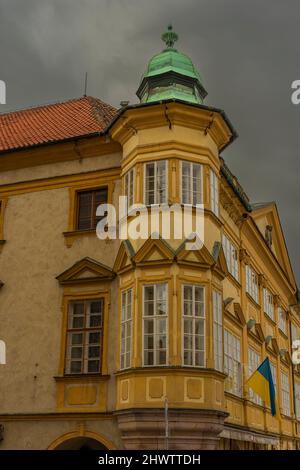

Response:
(63, 229), (99, 247)
(246, 292), (260, 310)
(54, 374), (110, 383)
(264, 312), (276, 326)
(279, 329), (288, 339)
(224, 390), (244, 402)
(227, 272), (241, 289)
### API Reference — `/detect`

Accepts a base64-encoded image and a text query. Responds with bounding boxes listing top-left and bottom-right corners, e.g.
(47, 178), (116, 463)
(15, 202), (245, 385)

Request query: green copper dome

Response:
(136, 25), (207, 104)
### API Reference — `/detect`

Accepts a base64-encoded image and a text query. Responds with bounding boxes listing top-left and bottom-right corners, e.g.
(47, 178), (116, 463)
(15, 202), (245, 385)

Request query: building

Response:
(0, 25), (300, 450)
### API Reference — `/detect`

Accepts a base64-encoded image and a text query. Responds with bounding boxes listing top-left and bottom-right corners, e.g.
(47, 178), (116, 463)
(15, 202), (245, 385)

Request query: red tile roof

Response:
(0, 96), (117, 153)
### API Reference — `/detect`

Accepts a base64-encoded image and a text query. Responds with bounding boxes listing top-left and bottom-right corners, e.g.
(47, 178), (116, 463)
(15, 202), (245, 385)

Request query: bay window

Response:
(145, 161), (167, 205)
(182, 285), (205, 367)
(124, 168), (134, 209)
(213, 290), (223, 372)
(181, 161), (202, 205)
(120, 289), (133, 370)
(210, 169), (219, 216)
(143, 283), (168, 366)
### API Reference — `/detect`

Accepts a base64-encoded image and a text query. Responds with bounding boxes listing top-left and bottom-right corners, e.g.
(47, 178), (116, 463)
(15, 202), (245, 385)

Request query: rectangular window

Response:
(124, 168), (134, 209)
(77, 188), (108, 230)
(210, 169), (219, 216)
(281, 370), (291, 416)
(181, 161), (202, 205)
(291, 323), (298, 347)
(270, 362), (277, 393)
(222, 234), (239, 281)
(213, 290), (223, 372)
(295, 382), (300, 420)
(270, 362), (277, 413)
(263, 288), (274, 320)
(248, 347), (263, 405)
(65, 299), (103, 374)
(143, 284), (168, 366)
(182, 285), (205, 367)
(279, 307), (287, 335)
(120, 289), (133, 370)
(224, 330), (242, 396)
(145, 161), (167, 205)
(245, 265), (259, 303)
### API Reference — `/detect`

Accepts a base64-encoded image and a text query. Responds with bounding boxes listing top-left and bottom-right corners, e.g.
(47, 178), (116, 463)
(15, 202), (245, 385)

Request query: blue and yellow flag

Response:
(245, 357), (277, 416)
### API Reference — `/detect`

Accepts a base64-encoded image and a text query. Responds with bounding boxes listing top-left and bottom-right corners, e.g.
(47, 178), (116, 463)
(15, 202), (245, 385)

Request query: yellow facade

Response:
(0, 98), (300, 450)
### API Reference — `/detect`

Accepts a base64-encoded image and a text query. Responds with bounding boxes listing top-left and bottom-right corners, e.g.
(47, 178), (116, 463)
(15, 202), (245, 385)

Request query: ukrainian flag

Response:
(245, 357), (277, 417)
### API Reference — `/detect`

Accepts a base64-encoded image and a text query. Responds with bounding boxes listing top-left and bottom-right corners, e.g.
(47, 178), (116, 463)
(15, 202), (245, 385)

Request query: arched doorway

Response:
(55, 437), (108, 450)
(48, 430), (117, 450)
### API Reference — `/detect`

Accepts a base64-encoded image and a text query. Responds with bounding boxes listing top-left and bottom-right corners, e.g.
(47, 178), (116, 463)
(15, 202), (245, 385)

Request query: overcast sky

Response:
(1, 0), (300, 283)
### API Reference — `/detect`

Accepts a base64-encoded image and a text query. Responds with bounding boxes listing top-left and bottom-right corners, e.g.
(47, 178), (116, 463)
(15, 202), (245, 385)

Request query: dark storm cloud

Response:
(0, 0), (300, 281)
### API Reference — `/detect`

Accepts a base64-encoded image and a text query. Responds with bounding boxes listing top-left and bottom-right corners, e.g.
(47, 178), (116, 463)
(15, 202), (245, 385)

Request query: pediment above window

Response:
(134, 236), (175, 266)
(212, 241), (229, 279)
(224, 300), (245, 328)
(175, 240), (215, 268)
(265, 336), (279, 356)
(248, 321), (265, 344)
(114, 240), (135, 273)
(56, 257), (115, 285)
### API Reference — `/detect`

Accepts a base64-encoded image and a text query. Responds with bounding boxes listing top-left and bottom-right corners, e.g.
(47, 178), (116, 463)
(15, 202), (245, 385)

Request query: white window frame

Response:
(245, 264), (259, 303)
(210, 169), (219, 216)
(222, 234), (239, 281)
(291, 323), (298, 345)
(181, 161), (203, 206)
(278, 307), (287, 335)
(144, 160), (168, 206)
(182, 284), (205, 367)
(65, 299), (104, 375)
(248, 347), (263, 406)
(120, 288), (133, 370)
(143, 283), (168, 366)
(124, 168), (135, 210)
(224, 330), (242, 397)
(295, 382), (300, 420)
(280, 370), (291, 416)
(213, 290), (223, 372)
(270, 361), (278, 413)
(263, 288), (274, 320)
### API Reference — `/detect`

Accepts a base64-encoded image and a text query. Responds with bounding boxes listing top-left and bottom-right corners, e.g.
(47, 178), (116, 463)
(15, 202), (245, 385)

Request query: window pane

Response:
(71, 347), (82, 359)
(71, 333), (83, 345)
(88, 360), (100, 373)
(70, 361), (82, 374)
(144, 319), (154, 334)
(144, 351), (154, 366)
(144, 335), (154, 349)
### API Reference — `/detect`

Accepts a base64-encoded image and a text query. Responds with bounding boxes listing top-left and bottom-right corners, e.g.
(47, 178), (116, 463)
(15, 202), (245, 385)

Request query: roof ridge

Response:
(0, 95), (116, 117)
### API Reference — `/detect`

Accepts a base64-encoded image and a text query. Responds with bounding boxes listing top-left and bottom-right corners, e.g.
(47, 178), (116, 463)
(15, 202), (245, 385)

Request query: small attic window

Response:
(265, 225), (273, 248)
